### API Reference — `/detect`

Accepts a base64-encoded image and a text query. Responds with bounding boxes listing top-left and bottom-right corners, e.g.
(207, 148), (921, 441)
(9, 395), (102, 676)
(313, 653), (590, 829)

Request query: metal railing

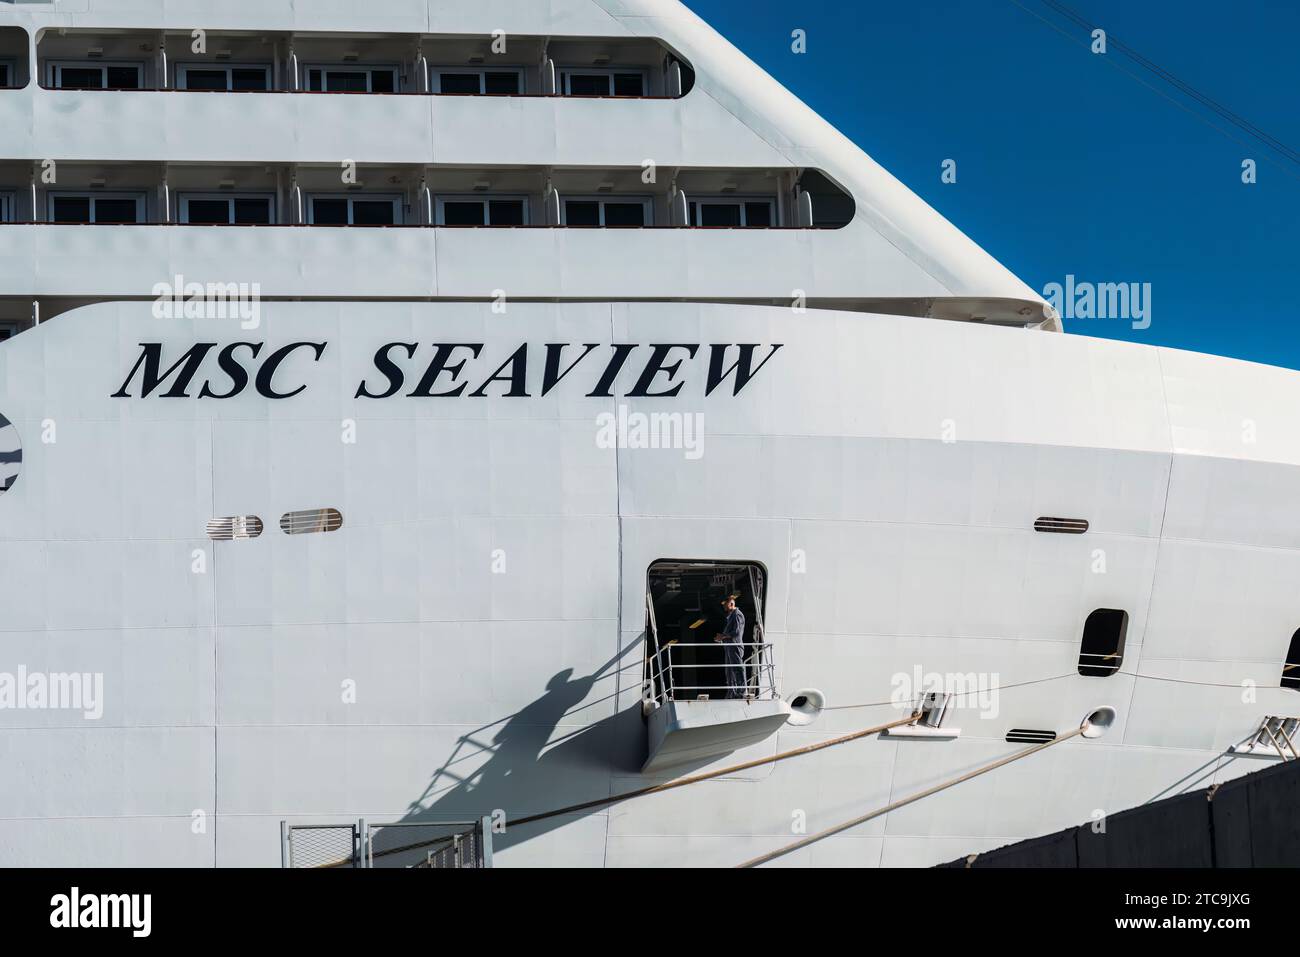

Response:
(281, 817), (493, 868)
(645, 641), (777, 704)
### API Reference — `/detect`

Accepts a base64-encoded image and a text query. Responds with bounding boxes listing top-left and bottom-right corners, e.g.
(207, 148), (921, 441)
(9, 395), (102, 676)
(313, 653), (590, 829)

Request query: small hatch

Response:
(1034, 517), (1089, 534)
(206, 515), (264, 540)
(1006, 729), (1056, 744)
(280, 508), (343, 535)
(1078, 608), (1128, 677)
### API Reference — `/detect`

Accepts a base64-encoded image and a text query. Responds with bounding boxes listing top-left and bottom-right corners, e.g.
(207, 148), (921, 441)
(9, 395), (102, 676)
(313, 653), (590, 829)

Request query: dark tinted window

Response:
(234, 198), (272, 224)
(1078, 608), (1128, 677)
(566, 73), (608, 96)
(307, 69), (324, 91)
(232, 69), (269, 91)
(369, 70), (395, 93)
(187, 199), (230, 224)
(325, 71), (369, 93)
(52, 197), (91, 222)
(744, 202), (773, 227)
(699, 203), (741, 227)
(613, 73), (644, 96)
(438, 72), (481, 94)
(442, 201), (485, 226)
(603, 202), (646, 227)
(484, 71), (519, 94)
(1285, 629), (1300, 691)
(351, 200), (395, 225)
(0, 65), (9, 88)
(0, 328), (10, 341)
(106, 67), (141, 89)
(58, 68), (103, 89)
(488, 200), (525, 226)
(564, 200), (600, 226)
(94, 199), (139, 223)
(312, 198), (349, 225)
(184, 69), (227, 91)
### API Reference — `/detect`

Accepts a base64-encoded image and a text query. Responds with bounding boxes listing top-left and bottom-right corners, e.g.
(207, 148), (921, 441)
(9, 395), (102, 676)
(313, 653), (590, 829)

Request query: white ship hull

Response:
(1, 299), (1295, 867)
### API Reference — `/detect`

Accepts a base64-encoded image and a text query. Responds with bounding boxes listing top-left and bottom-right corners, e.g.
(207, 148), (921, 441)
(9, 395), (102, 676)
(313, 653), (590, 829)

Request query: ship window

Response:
(177, 63), (271, 91)
(1078, 608), (1128, 677)
(179, 194), (274, 225)
(0, 411), (20, 495)
(1284, 629), (1300, 691)
(0, 323), (18, 342)
(0, 62), (10, 89)
(431, 68), (522, 95)
(306, 65), (398, 94)
(435, 196), (527, 226)
(688, 197), (777, 228)
(49, 61), (144, 90)
(280, 508), (344, 535)
(562, 196), (651, 227)
(560, 68), (646, 97)
(306, 194), (400, 226)
(49, 192), (144, 224)
(0, 192), (12, 223)
(645, 559), (770, 703)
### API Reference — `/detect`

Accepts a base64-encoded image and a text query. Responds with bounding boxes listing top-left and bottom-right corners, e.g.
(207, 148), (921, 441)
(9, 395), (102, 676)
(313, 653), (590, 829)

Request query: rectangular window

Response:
(49, 61), (144, 90)
(688, 197), (778, 228)
(435, 196), (528, 226)
(177, 64), (271, 92)
(560, 68), (646, 97)
(431, 68), (523, 95)
(49, 192), (145, 224)
(561, 197), (652, 227)
(0, 63), (10, 89)
(0, 193), (13, 223)
(179, 194), (274, 225)
(306, 65), (399, 94)
(306, 194), (401, 226)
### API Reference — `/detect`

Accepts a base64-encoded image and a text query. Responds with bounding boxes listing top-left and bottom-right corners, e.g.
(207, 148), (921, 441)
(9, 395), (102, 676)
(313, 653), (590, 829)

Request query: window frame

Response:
(177, 192), (277, 225)
(429, 66), (524, 95)
(303, 63), (400, 94)
(688, 195), (779, 228)
(47, 60), (146, 90)
(47, 191), (147, 224)
(558, 66), (648, 97)
(175, 62), (273, 92)
(0, 191), (14, 223)
(560, 195), (654, 227)
(305, 193), (403, 226)
(434, 194), (530, 227)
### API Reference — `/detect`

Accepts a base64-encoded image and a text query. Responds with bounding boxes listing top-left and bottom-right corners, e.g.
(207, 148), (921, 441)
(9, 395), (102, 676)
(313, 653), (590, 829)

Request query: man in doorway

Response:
(714, 595), (748, 699)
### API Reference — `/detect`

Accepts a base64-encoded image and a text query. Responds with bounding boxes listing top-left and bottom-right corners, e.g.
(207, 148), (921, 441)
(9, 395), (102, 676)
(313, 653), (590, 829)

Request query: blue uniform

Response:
(722, 608), (747, 698)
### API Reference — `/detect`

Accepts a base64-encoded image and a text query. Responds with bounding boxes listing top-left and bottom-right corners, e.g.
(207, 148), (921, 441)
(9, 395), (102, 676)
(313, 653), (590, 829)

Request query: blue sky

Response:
(683, 0), (1300, 369)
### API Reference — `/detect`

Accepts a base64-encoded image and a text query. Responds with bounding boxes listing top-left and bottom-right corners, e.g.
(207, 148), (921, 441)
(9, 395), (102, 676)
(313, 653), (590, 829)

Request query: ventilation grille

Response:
(1006, 728), (1056, 744)
(280, 508), (343, 536)
(206, 515), (264, 541)
(1034, 517), (1089, 534)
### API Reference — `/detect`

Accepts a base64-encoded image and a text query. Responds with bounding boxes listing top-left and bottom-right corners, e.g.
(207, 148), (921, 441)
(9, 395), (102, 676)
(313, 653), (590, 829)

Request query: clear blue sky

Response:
(683, 0), (1300, 369)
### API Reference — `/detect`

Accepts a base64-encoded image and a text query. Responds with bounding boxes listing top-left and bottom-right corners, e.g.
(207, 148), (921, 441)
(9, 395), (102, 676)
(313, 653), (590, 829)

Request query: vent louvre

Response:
(206, 515), (264, 541)
(1034, 517), (1089, 534)
(280, 508), (343, 536)
(1006, 728), (1056, 744)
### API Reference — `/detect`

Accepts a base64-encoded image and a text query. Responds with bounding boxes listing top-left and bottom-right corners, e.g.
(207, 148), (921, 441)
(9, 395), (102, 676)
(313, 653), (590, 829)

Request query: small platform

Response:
(643, 697), (793, 773)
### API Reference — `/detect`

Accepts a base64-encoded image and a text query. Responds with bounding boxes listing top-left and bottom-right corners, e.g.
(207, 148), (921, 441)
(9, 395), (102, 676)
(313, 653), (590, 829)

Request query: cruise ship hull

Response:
(0, 299), (1294, 867)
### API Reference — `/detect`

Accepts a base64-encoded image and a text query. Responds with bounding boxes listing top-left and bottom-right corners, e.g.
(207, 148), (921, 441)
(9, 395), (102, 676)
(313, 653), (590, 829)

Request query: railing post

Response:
(280, 821), (290, 868)
(480, 815), (494, 868)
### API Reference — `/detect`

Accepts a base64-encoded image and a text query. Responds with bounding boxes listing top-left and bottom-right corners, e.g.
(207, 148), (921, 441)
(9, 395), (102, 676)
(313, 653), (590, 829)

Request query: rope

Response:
(343, 711), (922, 866)
(736, 725), (1086, 868)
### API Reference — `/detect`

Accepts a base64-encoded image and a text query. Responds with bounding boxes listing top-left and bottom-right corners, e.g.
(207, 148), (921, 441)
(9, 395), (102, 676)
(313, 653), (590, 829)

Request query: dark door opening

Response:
(645, 560), (767, 703)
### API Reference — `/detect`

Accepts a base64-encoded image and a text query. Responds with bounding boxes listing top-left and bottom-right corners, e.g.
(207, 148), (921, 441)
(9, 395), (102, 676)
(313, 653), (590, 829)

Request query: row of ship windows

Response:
(0, 191), (779, 228)
(0, 60), (658, 97)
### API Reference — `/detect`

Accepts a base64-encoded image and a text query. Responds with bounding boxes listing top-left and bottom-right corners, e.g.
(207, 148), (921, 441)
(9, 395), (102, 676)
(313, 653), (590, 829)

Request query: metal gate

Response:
(281, 818), (494, 869)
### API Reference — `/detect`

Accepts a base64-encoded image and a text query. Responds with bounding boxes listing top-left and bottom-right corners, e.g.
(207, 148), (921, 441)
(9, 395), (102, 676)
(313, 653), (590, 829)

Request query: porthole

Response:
(1078, 608), (1128, 677)
(1284, 628), (1300, 692)
(0, 412), (20, 495)
(280, 508), (343, 535)
(786, 688), (825, 726)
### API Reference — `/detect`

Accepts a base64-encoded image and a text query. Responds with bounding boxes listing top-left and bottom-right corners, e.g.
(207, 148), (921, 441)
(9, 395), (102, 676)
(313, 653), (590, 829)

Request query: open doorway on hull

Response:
(644, 559), (768, 703)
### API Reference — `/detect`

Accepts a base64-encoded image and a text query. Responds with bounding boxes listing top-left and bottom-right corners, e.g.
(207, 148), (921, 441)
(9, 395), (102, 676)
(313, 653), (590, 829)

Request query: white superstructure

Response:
(0, 0), (1296, 867)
